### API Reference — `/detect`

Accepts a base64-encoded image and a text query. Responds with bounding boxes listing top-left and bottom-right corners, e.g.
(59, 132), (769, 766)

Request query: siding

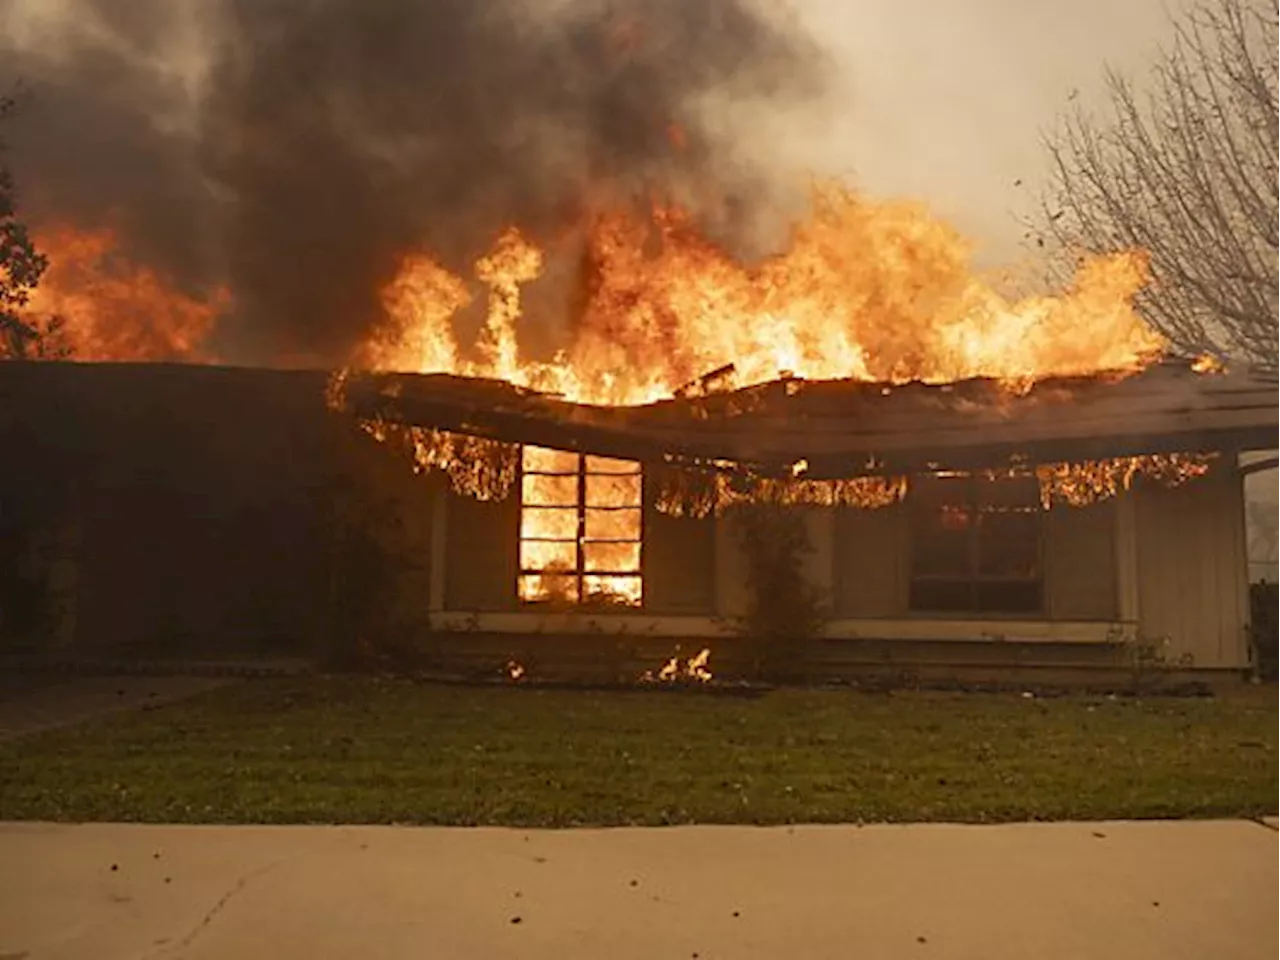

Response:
(643, 493), (716, 614)
(443, 490), (519, 611)
(835, 498), (1125, 624)
(1133, 462), (1250, 668)
(832, 504), (908, 617)
(1045, 500), (1119, 620)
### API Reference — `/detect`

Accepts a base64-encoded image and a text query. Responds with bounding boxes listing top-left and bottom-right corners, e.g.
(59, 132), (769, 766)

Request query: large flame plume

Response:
(357, 183), (1165, 404)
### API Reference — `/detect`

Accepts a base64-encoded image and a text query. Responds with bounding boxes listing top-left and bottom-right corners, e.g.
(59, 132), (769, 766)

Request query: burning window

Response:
(518, 446), (642, 606)
(908, 473), (1043, 615)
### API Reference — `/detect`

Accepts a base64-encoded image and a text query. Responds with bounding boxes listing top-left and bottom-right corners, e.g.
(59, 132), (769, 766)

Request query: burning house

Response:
(325, 356), (1274, 680)
(0, 193), (1274, 686)
(0, 352), (1273, 687)
(3, 1), (1275, 690)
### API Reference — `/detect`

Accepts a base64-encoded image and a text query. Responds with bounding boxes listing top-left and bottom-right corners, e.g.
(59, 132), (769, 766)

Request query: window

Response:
(518, 446), (642, 606)
(908, 473), (1043, 615)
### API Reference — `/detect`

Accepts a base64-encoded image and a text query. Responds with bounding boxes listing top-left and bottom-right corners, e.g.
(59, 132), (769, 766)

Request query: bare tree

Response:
(1041, 0), (1278, 373)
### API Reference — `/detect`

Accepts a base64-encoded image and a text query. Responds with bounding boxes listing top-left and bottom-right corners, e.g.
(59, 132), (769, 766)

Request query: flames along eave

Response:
(331, 356), (1278, 485)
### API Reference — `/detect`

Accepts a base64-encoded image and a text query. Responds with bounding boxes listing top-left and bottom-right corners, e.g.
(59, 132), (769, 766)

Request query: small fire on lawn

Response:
(641, 648), (713, 685)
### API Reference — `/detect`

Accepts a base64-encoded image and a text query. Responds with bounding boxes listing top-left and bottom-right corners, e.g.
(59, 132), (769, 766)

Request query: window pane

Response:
(585, 507), (641, 540)
(519, 573), (579, 604)
(520, 539), (577, 572)
(585, 455), (640, 475)
(583, 541), (641, 573)
(522, 446), (580, 474)
(976, 580), (1042, 614)
(583, 575), (642, 606)
(909, 579), (972, 612)
(585, 474), (641, 507)
(976, 475), (1040, 508)
(978, 512), (1040, 577)
(522, 473), (578, 506)
(913, 474), (970, 507)
(911, 471), (1043, 614)
(912, 532), (970, 577)
(520, 507), (578, 540)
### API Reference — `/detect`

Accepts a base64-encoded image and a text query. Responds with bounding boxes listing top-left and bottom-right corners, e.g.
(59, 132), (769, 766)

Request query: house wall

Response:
(435, 462), (1252, 672)
(642, 491), (716, 615)
(1131, 459), (1251, 669)
(826, 496), (1123, 639)
(49, 367), (344, 652)
(0, 363), (438, 654)
(443, 491), (518, 612)
(2, 363), (1252, 675)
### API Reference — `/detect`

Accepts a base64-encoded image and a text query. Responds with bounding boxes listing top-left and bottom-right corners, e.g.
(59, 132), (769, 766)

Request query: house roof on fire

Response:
(342, 359), (1279, 478)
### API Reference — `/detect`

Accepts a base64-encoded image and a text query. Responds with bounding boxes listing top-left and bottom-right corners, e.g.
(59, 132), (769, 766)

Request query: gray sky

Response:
(787, 0), (1179, 263)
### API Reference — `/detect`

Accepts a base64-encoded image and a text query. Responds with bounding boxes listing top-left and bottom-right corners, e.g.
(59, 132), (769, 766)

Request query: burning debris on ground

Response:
(640, 648), (714, 685)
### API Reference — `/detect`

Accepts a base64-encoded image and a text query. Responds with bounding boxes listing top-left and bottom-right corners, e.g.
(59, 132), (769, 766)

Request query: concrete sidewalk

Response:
(0, 820), (1274, 960)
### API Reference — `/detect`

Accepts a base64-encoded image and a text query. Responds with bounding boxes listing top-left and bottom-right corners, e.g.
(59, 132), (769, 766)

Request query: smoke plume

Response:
(0, 0), (831, 365)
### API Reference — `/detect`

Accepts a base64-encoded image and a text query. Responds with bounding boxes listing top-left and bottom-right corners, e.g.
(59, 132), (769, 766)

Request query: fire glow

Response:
(641, 648), (713, 684)
(324, 181), (1199, 561)
(21, 187), (1214, 535)
(24, 224), (227, 362)
(518, 446), (643, 606)
(356, 183), (1165, 405)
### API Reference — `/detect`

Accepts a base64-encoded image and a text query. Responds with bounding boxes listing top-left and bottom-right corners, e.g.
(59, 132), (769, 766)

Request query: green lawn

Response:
(0, 678), (1275, 826)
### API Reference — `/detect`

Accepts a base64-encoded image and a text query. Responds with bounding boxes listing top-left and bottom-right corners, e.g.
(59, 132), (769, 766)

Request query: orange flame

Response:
(516, 445), (643, 605)
(361, 183), (1164, 404)
(24, 224), (226, 362)
(1036, 454), (1214, 507)
(641, 647), (713, 684)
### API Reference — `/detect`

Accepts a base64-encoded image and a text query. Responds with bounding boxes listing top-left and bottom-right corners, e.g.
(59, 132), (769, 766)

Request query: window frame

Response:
(517, 447), (644, 607)
(907, 471), (1046, 617)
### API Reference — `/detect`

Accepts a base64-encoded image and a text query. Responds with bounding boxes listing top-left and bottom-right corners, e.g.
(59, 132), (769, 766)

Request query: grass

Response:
(0, 678), (1275, 826)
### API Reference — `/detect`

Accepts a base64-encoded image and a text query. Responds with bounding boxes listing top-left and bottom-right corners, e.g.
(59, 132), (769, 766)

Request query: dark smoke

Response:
(1, 0), (831, 366)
